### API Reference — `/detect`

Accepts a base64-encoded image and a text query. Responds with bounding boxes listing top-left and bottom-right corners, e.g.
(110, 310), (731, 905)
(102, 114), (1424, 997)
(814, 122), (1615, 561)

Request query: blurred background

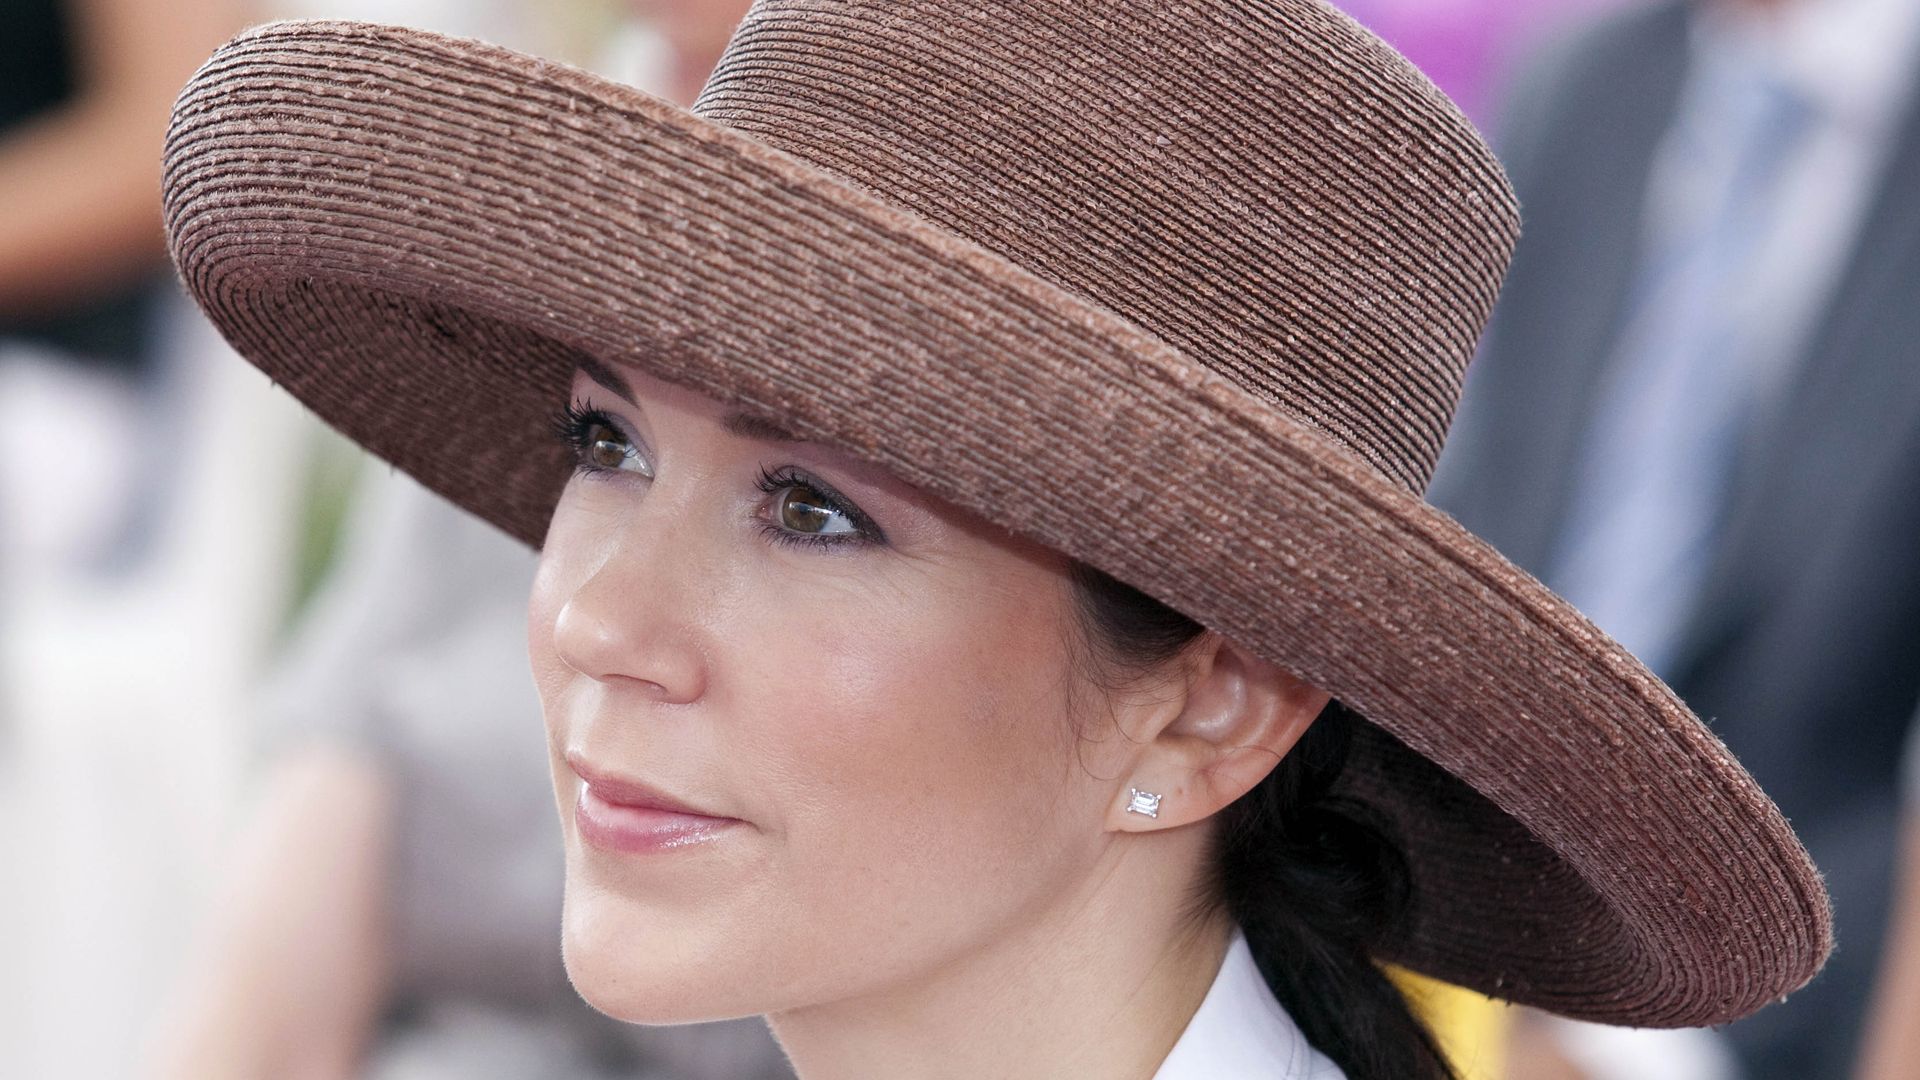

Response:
(5, 1), (1918, 1078)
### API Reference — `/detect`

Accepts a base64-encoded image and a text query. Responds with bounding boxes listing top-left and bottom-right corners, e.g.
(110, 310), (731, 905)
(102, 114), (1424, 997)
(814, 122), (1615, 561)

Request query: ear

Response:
(1105, 631), (1332, 832)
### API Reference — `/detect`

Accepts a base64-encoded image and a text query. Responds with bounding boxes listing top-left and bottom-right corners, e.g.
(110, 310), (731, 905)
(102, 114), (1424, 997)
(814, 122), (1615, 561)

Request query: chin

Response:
(559, 888), (762, 1025)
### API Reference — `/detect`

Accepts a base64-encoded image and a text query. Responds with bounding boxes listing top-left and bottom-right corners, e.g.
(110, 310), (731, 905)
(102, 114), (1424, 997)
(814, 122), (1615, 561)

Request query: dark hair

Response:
(1063, 558), (1459, 1080)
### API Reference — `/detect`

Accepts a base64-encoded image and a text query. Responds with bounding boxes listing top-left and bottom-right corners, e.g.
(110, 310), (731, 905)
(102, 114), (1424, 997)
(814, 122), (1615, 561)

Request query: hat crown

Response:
(693, 0), (1519, 493)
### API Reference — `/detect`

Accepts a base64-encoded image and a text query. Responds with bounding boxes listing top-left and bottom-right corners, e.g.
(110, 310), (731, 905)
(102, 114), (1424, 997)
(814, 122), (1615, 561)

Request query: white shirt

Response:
(1152, 924), (1346, 1079)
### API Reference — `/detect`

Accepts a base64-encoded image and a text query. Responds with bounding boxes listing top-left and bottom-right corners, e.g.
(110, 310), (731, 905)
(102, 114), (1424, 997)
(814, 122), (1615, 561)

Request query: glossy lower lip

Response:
(574, 782), (744, 854)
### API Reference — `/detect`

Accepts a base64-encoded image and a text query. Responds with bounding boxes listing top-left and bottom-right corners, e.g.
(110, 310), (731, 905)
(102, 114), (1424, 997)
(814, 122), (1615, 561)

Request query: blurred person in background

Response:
(0, 2), (303, 1078)
(1334, 0), (1632, 125)
(1426, 0), (1920, 1076)
(0, 0), (225, 336)
(0, 0), (247, 609)
(141, 4), (797, 1078)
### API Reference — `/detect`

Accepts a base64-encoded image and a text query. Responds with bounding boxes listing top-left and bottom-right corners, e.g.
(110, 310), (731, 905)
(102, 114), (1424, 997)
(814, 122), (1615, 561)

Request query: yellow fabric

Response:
(1387, 964), (1510, 1080)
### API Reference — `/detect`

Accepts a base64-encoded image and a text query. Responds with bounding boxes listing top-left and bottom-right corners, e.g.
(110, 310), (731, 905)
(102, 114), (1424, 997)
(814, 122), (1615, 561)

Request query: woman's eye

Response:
(581, 420), (645, 472)
(549, 400), (883, 551)
(756, 464), (884, 550)
(772, 486), (860, 538)
(552, 402), (652, 477)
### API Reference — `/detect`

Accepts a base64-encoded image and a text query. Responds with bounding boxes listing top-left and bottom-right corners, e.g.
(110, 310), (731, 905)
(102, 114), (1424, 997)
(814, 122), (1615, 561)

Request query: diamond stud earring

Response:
(1125, 787), (1162, 819)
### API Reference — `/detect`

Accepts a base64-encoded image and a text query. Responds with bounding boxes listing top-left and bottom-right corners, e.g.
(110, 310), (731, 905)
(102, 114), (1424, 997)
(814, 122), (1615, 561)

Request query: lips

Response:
(566, 751), (744, 854)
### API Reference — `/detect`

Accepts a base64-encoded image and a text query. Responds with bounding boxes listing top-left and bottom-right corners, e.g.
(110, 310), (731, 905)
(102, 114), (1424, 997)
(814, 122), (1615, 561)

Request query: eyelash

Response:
(548, 399), (881, 551)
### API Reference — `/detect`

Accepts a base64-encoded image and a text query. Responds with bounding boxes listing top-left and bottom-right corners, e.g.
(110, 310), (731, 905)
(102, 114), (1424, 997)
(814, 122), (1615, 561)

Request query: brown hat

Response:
(161, 0), (1831, 1025)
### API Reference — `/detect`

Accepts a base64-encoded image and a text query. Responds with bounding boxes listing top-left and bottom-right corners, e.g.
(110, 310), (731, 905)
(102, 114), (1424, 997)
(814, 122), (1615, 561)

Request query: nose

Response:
(547, 514), (713, 705)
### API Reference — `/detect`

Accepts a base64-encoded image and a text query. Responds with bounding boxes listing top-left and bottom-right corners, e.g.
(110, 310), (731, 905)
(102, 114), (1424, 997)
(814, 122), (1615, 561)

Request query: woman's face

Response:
(528, 359), (1135, 1023)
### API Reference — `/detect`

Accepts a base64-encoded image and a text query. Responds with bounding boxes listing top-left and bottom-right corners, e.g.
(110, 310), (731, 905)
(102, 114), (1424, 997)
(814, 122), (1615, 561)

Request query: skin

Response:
(527, 359), (1332, 1080)
(0, 0), (248, 317)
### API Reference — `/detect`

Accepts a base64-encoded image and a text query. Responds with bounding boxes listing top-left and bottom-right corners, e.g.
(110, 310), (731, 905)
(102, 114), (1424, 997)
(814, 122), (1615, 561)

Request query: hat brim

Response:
(164, 19), (1830, 1024)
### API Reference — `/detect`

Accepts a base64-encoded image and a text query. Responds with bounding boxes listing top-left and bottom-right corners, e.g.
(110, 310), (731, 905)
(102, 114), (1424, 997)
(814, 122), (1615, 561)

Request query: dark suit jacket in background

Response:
(1427, 2), (1920, 1076)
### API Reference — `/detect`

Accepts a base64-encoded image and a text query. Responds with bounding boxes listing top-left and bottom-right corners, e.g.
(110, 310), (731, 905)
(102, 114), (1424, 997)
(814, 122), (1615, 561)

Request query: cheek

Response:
(526, 542), (572, 703)
(527, 492), (614, 705)
(731, 570), (1101, 986)
(753, 573), (1077, 821)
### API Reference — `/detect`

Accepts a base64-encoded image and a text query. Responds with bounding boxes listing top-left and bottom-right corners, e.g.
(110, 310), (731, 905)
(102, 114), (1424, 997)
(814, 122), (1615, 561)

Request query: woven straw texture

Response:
(161, 0), (1831, 1026)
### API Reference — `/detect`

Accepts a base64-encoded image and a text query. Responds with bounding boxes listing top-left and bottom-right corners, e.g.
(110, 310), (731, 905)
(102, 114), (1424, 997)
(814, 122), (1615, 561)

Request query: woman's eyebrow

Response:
(575, 355), (809, 445)
(720, 411), (808, 445)
(575, 354), (639, 404)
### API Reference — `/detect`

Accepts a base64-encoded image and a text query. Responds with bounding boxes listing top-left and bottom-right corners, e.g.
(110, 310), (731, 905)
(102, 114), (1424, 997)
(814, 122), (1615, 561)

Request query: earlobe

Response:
(1108, 632), (1331, 833)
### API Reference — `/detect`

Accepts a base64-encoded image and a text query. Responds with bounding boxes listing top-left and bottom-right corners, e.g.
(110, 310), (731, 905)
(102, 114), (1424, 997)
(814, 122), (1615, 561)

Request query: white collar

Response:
(1151, 924), (1347, 1079)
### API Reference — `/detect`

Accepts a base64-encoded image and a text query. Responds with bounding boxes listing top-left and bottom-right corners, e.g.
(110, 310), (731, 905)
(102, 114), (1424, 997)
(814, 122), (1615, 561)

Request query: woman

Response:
(158, 1), (1834, 1077)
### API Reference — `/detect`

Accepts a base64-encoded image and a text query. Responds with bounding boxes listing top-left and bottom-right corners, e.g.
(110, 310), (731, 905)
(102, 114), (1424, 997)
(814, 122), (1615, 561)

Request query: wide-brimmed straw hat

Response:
(161, 0), (1830, 1026)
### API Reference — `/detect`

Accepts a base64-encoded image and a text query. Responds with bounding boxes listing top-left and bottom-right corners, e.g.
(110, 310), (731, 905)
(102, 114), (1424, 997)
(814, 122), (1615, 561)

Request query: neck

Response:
(764, 828), (1236, 1080)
